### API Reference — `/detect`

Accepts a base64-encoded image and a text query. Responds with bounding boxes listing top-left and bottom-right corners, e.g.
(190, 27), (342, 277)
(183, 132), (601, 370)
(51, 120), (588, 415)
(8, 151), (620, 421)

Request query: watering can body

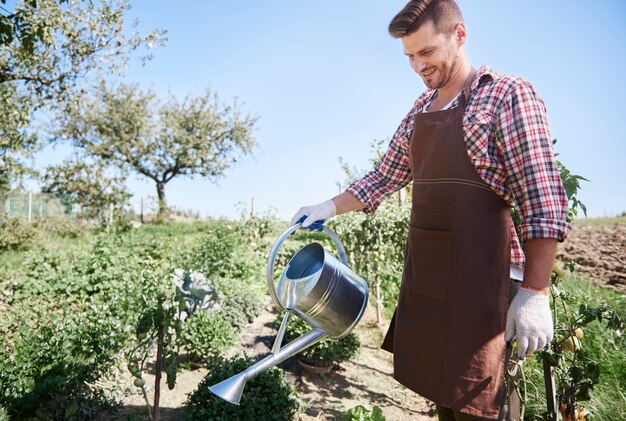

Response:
(208, 223), (368, 404)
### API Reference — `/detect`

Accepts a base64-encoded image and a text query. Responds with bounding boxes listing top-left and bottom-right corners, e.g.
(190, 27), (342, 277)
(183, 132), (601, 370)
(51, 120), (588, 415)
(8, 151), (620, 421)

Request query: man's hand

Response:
(505, 286), (553, 359)
(290, 200), (336, 230)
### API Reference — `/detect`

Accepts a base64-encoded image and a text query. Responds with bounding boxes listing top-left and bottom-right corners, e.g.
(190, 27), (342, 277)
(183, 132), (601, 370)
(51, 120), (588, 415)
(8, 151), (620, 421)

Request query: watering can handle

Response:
(266, 223), (348, 310)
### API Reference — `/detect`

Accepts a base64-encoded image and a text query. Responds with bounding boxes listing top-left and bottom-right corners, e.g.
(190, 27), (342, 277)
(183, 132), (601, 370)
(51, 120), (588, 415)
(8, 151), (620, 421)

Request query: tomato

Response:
(574, 328), (584, 340)
(559, 335), (581, 353)
(552, 262), (565, 278)
(134, 378), (146, 388)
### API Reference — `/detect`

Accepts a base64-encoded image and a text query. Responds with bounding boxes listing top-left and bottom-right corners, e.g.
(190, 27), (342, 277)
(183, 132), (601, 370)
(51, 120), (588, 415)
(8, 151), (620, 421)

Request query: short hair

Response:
(388, 0), (463, 38)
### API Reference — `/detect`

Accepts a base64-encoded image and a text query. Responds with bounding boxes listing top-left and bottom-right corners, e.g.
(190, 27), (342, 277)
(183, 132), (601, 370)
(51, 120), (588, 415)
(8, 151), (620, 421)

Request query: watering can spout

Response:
(207, 373), (247, 405)
(208, 328), (327, 404)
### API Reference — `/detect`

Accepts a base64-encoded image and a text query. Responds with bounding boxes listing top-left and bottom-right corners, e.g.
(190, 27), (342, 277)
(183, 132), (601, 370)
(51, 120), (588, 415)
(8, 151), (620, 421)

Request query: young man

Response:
(290, 1), (571, 419)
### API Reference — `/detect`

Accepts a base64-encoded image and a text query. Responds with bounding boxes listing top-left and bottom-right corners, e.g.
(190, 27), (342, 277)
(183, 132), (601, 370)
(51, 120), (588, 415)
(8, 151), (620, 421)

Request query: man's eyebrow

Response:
(404, 46), (436, 56)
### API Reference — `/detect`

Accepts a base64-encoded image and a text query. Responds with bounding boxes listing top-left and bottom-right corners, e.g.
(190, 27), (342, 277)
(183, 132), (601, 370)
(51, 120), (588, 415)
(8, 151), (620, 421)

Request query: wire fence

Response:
(1, 192), (71, 221)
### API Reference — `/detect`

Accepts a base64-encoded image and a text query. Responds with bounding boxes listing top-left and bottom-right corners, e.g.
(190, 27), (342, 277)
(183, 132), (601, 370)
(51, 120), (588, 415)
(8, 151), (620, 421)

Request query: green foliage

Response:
(186, 356), (299, 421)
(0, 83), (36, 191)
(179, 222), (267, 290)
(220, 291), (263, 331)
(179, 311), (235, 361)
(277, 314), (361, 368)
(41, 158), (130, 226)
(33, 217), (87, 239)
(0, 0), (165, 103)
(0, 220), (271, 418)
(125, 258), (184, 418)
(58, 82), (257, 218)
(0, 217), (36, 252)
(329, 199), (410, 319)
(522, 275), (625, 421)
(341, 405), (386, 421)
(0, 304), (125, 419)
(1, 0), (165, 190)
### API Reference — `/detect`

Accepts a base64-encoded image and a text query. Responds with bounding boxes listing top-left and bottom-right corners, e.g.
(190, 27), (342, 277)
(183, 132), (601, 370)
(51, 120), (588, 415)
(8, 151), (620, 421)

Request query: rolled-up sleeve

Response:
(495, 80), (572, 242)
(346, 106), (415, 215)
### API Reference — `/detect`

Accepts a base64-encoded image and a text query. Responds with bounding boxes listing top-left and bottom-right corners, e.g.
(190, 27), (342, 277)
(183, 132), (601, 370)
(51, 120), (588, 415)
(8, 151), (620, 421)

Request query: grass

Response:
(575, 214), (626, 227)
(522, 274), (626, 421)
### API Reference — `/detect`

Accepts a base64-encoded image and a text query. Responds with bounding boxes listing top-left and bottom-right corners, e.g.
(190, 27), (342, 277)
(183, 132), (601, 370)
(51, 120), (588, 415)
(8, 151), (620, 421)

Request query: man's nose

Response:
(411, 57), (426, 73)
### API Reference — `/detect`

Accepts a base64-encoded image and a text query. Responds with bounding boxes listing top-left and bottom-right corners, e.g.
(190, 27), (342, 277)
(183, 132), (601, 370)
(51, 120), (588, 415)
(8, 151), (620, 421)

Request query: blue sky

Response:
(38, 0), (626, 219)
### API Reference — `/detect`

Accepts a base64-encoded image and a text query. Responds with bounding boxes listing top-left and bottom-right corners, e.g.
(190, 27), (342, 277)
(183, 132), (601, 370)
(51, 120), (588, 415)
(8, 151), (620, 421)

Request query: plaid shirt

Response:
(347, 65), (572, 268)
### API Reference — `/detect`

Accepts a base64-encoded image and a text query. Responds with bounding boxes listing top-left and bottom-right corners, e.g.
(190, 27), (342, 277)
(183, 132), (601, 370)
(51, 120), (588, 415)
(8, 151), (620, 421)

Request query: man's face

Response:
(402, 20), (464, 90)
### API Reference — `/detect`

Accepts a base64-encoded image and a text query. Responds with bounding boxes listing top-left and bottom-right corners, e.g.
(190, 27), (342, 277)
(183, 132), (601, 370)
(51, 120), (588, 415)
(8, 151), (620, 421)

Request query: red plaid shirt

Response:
(347, 65), (572, 268)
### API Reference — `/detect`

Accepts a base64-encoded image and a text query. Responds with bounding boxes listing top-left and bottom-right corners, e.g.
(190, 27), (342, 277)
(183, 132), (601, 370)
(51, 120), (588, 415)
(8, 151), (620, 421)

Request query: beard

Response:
(422, 53), (459, 90)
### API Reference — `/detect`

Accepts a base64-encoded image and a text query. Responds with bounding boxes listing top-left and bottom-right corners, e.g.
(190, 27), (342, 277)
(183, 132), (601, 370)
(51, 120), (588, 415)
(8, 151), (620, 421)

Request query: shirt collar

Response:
(413, 64), (498, 109)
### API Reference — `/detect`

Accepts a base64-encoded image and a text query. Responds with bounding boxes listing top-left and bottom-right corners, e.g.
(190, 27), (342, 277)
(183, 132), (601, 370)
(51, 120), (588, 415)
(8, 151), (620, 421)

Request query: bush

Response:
(186, 356), (299, 421)
(179, 311), (236, 360)
(0, 306), (125, 419)
(220, 291), (263, 330)
(33, 217), (88, 239)
(0, 218), (37, 252)
(278, 314), (361, 368)
(341, 405), (386, 421)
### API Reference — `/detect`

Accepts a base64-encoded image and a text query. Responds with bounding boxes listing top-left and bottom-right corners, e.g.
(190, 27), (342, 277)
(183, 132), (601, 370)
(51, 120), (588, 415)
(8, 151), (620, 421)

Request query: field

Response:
(0, 215), (624, 420)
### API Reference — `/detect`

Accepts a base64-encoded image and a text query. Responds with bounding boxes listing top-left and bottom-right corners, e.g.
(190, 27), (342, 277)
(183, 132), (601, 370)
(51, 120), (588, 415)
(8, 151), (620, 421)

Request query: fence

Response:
(1, 192), (71, 221)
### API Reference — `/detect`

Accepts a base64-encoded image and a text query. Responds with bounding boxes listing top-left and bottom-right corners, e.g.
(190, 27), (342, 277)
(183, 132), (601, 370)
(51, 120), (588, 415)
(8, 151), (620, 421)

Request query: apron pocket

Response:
(405, 226), (453, 299)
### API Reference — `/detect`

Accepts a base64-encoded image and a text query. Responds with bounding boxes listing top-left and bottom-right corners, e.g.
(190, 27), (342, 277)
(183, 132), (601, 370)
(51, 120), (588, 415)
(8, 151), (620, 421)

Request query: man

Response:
(290, 1), (571, 419)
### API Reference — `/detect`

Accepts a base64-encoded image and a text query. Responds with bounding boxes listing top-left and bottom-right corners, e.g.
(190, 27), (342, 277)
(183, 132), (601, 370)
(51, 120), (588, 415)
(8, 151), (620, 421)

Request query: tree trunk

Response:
(156, 181), (168, 221)
(153, 325), (164, 421)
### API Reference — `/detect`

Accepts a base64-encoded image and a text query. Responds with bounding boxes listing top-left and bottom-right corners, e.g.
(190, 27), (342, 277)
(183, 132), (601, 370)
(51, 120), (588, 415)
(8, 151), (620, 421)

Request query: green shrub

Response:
(180, 311), (236, 360)
(0, 218), (37, 252)
(220, 291), (263, 330)
(278, 314), (361, 368)
(341, 405), (386, 421)
(0, 406), (7, 421)
(0, 306), (125, 419)
(33, 217), (88, 239)
(186, 356), (299, 421)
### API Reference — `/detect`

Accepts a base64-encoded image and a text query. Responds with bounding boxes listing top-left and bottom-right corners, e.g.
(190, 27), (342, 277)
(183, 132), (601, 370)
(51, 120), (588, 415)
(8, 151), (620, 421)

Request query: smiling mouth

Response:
(422, 68), (436, 77)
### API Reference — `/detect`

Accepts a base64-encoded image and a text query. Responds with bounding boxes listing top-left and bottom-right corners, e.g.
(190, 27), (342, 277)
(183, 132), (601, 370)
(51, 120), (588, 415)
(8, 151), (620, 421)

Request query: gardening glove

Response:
(290, 200), (336, 231)
(505, 286), (553, 359)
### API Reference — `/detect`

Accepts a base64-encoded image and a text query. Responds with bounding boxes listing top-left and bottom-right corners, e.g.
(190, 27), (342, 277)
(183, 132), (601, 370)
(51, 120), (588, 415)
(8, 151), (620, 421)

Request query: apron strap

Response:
(460, 67), (478, 108)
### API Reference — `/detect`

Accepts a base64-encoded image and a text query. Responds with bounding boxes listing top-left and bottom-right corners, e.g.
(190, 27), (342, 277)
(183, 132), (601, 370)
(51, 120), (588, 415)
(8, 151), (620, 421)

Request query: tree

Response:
(0, 82), (36, 192)
(59, 82), (258, 219)
(0, 0), (165, 190)
(41, 157), (130, 225)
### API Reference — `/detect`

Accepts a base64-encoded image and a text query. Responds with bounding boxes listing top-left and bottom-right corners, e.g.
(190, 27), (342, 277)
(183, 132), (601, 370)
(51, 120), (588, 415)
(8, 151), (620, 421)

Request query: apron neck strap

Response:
(460, 67), (478, 108)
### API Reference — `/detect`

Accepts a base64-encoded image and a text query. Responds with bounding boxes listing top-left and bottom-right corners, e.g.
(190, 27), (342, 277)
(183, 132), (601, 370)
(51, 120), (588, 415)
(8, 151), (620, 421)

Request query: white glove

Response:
(505, 287), (553, 359)
(290, 200), (337, 230)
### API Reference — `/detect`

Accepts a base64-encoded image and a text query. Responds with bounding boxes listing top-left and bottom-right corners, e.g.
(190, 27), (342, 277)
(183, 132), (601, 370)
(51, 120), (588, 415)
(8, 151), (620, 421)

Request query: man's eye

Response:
(422, 49), (434, 55)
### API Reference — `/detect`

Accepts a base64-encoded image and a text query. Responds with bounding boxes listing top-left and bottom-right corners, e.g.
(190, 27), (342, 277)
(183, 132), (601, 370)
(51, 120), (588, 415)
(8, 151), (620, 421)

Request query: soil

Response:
(121, 220), (625, 420)
(556, 221), (626, 293)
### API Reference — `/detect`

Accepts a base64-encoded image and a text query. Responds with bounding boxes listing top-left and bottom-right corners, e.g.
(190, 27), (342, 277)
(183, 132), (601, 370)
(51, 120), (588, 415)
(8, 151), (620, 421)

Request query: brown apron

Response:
(381, 70), (511, 419)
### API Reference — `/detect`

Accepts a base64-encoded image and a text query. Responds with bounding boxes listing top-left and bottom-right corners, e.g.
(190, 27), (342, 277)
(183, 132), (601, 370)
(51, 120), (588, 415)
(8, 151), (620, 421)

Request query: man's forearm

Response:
(331, 191), (365, 216)
(522, 238), (558, 291)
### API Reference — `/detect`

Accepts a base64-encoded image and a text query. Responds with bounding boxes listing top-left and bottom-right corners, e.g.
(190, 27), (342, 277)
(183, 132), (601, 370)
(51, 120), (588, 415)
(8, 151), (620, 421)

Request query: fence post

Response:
(28, 192), (33, 223)
(109, 203), (114, 226)
(5, 197), (10, 216)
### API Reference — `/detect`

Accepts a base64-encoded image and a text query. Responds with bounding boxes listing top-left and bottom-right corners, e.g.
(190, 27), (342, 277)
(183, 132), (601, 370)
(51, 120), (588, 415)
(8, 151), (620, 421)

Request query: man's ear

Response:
(454, 22), (467, 45)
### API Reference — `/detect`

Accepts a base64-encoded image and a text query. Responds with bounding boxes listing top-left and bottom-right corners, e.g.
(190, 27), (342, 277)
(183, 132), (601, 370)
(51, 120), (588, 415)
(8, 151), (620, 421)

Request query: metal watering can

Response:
(208, 222), (369, 404)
